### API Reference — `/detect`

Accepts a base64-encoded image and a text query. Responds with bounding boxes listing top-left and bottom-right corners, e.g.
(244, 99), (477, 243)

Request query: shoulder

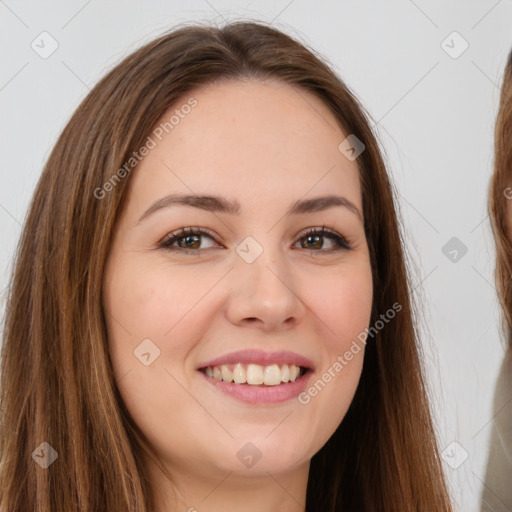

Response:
(492, 348), (512, 464)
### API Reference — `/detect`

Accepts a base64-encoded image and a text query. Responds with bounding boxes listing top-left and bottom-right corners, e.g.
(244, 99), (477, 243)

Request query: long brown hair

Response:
(490, 49), (512, 348)
(0, 21), (452, 511)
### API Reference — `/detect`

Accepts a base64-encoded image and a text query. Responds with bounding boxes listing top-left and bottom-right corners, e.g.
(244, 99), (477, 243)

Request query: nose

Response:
(224, 244), (306, 331)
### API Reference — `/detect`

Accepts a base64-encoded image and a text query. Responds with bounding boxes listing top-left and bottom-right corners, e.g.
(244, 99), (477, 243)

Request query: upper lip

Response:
(197, 349), (315, 371)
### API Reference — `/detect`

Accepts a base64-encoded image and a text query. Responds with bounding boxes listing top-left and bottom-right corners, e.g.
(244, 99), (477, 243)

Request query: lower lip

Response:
(199, 370), (312, 404)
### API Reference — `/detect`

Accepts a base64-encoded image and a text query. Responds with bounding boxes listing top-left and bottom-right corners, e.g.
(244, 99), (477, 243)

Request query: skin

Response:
(102, 79), (373, 512)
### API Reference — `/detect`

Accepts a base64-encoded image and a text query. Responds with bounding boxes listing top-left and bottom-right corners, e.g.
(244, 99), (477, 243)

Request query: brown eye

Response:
(295, 227), (352, 252)
(159, 227), (219, 252)
(300, 234), (323, 250)
(176, 234), (201, 249)
(159, 226), (352, 255)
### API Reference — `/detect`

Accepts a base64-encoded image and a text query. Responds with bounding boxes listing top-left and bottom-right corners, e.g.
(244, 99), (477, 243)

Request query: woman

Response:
(0, 21), (453, 511)
(482, 49), (512, 512)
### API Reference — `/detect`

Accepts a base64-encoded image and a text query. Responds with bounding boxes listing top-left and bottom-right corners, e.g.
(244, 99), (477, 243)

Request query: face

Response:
(102, 79), (373, 487)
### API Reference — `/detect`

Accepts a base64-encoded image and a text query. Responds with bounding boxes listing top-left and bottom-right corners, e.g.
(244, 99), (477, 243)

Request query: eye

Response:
(294, 226), (352, 253)
(159, 225), (353, 255)
(159, 227), (220, 253)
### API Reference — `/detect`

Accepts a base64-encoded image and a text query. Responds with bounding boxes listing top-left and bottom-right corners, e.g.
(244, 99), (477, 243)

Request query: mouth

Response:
(196, 350), (314, 403)
(199, 362), (311, 386)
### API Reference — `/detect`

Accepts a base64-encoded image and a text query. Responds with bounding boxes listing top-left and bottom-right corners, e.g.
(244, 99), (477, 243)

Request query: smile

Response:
(201, 363), (307, 386)
(197, 349), (314, 404)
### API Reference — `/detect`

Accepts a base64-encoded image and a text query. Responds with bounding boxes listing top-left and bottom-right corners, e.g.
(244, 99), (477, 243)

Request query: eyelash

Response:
(158, 226), (353, 255)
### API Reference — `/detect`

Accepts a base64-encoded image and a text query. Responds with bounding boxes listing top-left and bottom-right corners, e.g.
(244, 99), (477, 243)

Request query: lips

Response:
(197, 348), (314, 402)
(197, 349), (315, 372)
(203, 362), (304, 386)
(197, 349), (314, 404)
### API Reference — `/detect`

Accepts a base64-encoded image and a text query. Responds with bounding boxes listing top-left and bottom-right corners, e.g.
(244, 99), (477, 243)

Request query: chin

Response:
(213, 434), (313, 475)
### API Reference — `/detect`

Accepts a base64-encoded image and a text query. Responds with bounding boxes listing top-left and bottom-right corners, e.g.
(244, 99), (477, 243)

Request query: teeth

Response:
(221, 365), (233, 383)
(203, 363), (304, 385)
(281, 364), (290, 383)
(247, 364), (264, 385)
(263, 364), (281, 385)
(233, 363), (246, 384)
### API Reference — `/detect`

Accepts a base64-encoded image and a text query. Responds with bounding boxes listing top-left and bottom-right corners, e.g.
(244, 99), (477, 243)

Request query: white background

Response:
(0, 1), (510, 510)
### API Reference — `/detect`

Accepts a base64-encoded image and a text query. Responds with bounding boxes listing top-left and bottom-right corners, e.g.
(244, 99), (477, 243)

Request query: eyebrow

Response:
(137, 193), (363, 223)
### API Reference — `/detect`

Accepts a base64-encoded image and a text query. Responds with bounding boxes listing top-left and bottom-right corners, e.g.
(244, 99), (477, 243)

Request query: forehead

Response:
(126, 79), (362, 216)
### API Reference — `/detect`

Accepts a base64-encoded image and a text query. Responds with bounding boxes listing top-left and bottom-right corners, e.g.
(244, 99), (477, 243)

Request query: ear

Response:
(504, 181), (512, 243)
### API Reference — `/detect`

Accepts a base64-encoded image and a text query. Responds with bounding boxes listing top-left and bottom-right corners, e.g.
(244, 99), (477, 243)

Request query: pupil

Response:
(180, 235), (199, 248)
(306, 235), (321, 248)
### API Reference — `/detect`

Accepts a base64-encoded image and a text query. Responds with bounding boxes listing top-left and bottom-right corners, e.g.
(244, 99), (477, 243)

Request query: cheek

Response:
(102, 258), (221, 446)
(305, 261), (373, 349)
(295, 261), (372, 436)
(105, 256), (200, 334)
(102, 256), (226, 374)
